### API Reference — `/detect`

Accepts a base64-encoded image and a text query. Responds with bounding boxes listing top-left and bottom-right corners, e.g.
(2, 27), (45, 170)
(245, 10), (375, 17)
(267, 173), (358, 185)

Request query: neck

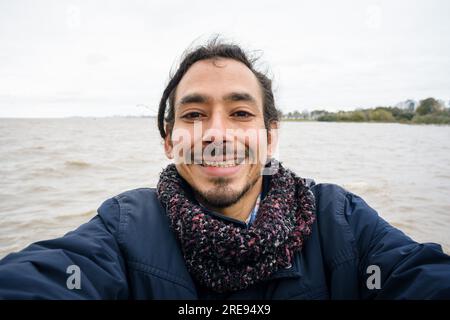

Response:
(199, 176), (263, 222)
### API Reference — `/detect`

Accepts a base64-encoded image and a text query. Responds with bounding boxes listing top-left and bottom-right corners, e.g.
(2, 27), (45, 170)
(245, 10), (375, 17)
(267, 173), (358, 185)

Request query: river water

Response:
(0, 118), (449, 257)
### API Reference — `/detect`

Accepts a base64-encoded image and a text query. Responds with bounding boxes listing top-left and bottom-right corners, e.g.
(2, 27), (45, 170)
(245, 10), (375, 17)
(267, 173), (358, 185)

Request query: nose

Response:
(202, 110), (229, 144)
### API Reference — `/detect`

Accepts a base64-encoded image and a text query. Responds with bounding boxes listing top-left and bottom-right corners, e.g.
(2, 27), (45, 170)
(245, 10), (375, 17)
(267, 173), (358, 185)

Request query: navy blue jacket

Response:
(1, 182), (450, 299)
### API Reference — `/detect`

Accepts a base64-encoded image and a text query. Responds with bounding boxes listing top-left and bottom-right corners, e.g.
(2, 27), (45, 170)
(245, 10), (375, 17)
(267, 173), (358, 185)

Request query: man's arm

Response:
(345, 192), (450, 299)
(0, 198), (129, 299)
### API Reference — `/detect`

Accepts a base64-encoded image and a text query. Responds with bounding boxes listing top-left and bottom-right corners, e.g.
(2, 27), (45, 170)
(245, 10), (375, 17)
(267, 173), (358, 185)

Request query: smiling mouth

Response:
(199, 157), (246, 167)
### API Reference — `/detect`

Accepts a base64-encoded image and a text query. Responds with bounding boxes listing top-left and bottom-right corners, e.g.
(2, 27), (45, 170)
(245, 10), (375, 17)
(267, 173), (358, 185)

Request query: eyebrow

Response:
(223, 92), (257, 105)
(178, 93), (211, 107)
(177, 92), (257, 108)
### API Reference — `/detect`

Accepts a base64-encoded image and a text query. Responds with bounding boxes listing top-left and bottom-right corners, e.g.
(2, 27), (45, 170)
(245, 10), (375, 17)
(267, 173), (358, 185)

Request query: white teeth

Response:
(202, 159), (237, 167)
(198, 157), (246, 167)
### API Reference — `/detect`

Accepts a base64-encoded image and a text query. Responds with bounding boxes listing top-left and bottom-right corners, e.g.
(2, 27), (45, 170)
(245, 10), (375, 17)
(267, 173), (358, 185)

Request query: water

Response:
(0, 118), (449, 258)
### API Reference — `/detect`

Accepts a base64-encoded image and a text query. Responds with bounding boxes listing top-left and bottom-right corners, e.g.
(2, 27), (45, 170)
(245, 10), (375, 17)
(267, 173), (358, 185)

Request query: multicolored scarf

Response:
(156, 160), (316, 293)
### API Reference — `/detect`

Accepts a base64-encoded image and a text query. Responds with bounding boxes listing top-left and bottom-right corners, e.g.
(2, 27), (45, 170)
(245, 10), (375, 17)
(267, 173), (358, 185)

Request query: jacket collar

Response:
(267, 251), (303, 280)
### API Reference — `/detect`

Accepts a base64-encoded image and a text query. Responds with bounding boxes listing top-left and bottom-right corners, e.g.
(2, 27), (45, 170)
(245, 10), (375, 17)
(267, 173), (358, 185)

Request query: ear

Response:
(267, 121), (279, 158)
(164, 125), (174, 159)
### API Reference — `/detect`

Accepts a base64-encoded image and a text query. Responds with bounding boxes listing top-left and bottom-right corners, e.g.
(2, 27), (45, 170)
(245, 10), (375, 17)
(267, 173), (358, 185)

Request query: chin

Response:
(176, 161), (262, 207)
(193, 169), (260, 209)
(196, 186), (243, 208)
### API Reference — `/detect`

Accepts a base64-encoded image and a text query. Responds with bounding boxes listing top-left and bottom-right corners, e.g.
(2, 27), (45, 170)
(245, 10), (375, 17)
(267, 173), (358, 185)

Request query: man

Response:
(1, 39), (449, 299)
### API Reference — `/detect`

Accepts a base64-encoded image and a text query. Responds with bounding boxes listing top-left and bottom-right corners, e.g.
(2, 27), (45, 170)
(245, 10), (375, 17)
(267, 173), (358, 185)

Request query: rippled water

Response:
(0, 118), (449, 257)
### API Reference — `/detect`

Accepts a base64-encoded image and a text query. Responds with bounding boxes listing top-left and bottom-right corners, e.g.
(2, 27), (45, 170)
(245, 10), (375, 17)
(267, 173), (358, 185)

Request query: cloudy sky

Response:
(0, 0), (449, 117)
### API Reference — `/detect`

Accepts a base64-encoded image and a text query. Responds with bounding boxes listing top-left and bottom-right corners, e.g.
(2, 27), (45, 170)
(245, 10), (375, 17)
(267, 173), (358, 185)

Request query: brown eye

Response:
(181, 112), (204, 120)
(232, 111), (253, 118)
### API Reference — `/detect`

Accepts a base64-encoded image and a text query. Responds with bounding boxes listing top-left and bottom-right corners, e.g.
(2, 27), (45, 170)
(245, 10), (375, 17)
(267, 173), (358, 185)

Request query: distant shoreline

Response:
(281, 98), (450, 125)
(280, 119), (450, 125)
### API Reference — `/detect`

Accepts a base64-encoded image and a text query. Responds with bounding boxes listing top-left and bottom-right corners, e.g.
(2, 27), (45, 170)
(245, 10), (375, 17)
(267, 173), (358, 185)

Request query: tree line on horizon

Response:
(281, 97), (450, 124)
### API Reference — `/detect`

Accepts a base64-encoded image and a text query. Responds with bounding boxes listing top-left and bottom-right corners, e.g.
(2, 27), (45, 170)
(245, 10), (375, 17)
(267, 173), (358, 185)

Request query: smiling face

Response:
(164, 58), (276, 211)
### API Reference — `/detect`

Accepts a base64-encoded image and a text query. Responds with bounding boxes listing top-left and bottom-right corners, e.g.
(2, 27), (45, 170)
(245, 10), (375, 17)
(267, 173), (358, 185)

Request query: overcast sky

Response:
(0, 0), (449, 117)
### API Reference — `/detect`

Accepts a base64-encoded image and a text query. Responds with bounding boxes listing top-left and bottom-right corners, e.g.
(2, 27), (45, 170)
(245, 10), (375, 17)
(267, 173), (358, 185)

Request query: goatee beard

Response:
(193, 174), (261, 209)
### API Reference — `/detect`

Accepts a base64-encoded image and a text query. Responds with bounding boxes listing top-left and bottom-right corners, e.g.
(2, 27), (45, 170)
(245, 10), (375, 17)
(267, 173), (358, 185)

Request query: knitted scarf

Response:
(156, 160), (316, 293)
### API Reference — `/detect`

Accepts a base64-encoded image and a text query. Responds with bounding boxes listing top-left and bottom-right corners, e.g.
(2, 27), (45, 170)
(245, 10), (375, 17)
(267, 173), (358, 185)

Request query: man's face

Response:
(164, 58), (274, 209)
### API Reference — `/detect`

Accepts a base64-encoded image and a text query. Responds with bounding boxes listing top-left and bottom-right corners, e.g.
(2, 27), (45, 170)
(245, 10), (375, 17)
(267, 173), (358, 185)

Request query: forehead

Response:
(174, 58), (263, 105)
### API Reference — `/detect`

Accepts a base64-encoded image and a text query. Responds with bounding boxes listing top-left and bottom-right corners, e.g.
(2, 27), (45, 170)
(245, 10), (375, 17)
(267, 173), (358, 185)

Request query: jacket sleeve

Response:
(0, 198), (129, 299)
(345, 192), (450, 299)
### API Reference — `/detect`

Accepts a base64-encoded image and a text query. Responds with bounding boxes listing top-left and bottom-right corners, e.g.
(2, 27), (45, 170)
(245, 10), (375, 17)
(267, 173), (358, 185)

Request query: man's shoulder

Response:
(309, 180), (348, 194)
(98, 187), (185, 257)
(309, 181), (350, 211)
(100, 187), (161, 213)
(114, 187), (158, 201)
(96, 187), (165, 238)
(102, 187), (164, 217)
(307, 182), (351, 230)
(308, 181), (381, 235)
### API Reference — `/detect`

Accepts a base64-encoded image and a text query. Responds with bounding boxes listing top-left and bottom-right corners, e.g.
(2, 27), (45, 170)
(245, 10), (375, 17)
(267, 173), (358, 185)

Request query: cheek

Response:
(170, 126), (198, 164)
(174, 164), (196, 187)
(237, 127), (268, 165)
